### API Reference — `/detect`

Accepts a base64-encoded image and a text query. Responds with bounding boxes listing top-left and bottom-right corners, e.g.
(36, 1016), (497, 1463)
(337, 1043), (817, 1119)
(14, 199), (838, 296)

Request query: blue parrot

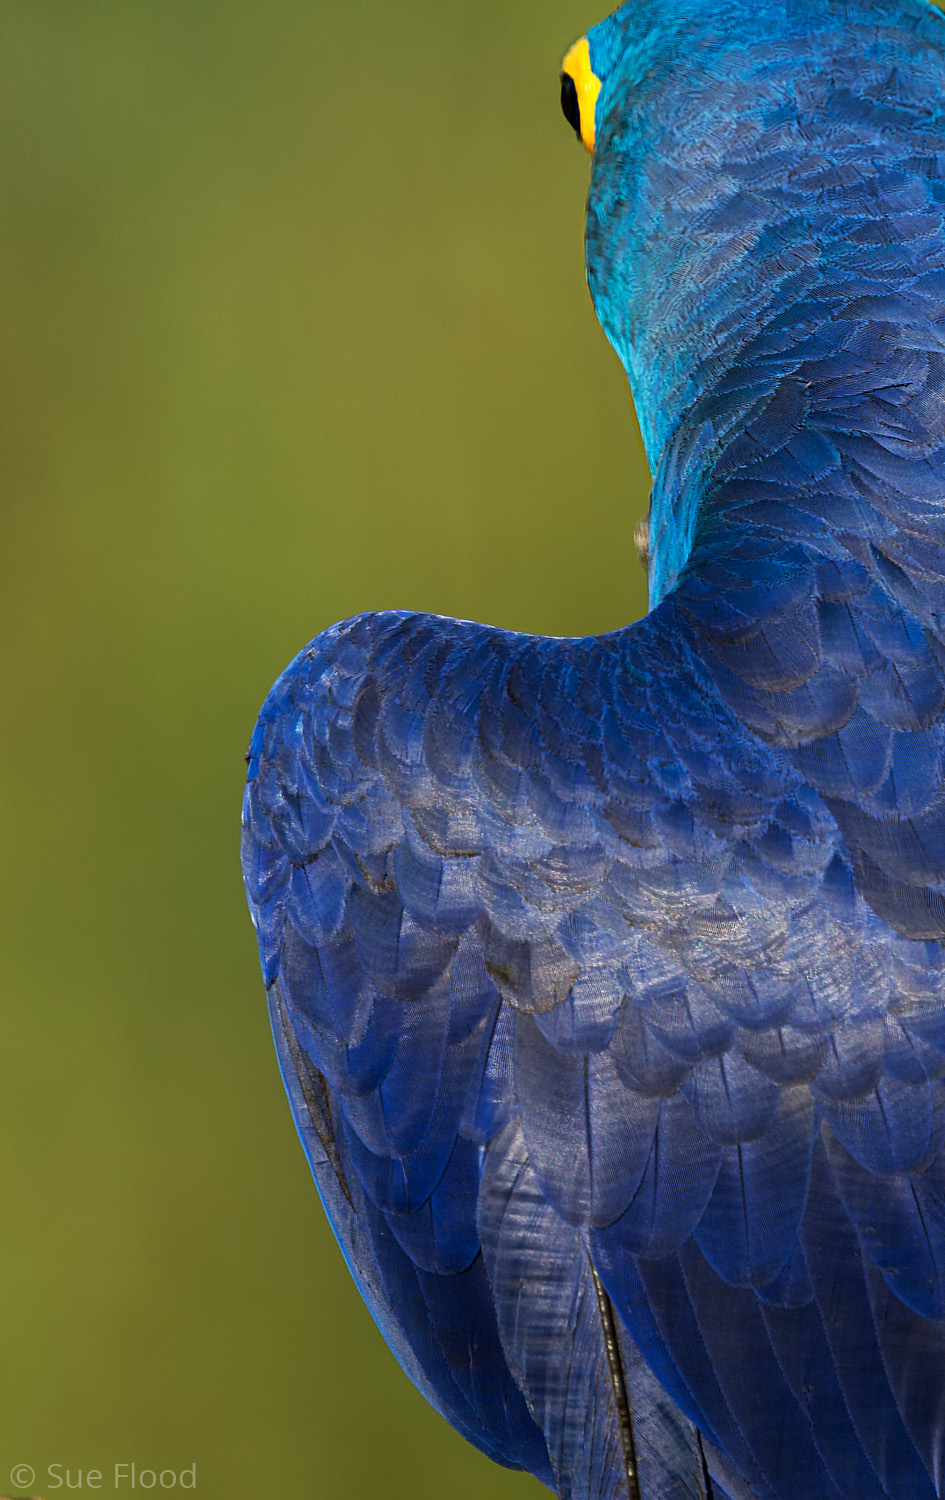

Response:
(242, 0), (945, 1494)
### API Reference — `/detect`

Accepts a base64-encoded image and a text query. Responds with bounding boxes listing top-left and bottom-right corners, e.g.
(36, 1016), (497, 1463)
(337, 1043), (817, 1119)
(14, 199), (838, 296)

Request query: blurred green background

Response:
(0, 2), (649, 1496)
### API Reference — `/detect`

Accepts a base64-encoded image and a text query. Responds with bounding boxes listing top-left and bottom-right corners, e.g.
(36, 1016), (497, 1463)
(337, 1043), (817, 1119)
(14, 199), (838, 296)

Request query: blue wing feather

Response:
(675, 1240), (846, 1500)
(693, 1090), (815, 1287)
(802, 1140), (939, 1499)
(478, 1121), (631, 1497)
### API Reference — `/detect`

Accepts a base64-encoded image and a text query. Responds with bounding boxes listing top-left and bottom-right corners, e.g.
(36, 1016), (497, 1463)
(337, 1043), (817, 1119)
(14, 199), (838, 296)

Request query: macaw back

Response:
(242, 0), (945, 1496)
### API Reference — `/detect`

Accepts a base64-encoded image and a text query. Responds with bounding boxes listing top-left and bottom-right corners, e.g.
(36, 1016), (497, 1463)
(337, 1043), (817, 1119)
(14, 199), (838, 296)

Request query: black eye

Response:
(560, 72), (581, 138)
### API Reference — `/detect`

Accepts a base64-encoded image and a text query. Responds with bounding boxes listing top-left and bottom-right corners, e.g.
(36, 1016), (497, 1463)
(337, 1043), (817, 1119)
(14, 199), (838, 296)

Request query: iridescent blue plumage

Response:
(242, 0), (945, 1493)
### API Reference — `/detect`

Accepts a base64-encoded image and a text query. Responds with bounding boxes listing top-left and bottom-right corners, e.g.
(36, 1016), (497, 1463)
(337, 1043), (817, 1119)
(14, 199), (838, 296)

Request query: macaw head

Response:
(559, 0), (691, 157)
(560, 0), (892, 155)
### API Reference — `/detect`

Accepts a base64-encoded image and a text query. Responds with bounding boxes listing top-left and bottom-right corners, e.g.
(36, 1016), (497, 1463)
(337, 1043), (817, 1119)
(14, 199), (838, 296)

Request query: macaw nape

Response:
(242, 0), (945, 1494)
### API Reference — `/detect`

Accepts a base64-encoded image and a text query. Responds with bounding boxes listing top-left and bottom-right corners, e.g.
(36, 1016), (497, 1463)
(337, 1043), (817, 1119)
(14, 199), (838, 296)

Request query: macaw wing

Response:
(243, 600), (945, 1500)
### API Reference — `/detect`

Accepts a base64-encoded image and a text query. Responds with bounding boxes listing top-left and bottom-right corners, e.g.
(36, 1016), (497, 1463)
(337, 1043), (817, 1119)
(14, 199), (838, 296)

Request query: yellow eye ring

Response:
(560, 37), (602, 153)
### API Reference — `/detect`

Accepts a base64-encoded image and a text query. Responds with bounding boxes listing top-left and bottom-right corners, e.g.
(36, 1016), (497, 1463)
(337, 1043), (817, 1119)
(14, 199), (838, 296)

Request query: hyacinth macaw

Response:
(242, 0), (945, 1494)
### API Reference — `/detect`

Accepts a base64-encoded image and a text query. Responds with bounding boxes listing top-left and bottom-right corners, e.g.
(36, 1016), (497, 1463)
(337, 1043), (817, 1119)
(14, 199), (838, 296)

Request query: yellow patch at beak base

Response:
(561, 37), (602, 153)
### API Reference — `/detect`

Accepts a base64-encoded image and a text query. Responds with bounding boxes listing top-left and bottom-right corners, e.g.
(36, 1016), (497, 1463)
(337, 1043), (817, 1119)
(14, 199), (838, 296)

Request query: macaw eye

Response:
(559, 37), (602, 154)
(560, 72), (581, 138)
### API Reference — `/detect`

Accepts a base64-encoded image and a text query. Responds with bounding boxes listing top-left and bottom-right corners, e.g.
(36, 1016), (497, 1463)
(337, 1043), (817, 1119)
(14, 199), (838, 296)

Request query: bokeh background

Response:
(0, 2), (650, 1496)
